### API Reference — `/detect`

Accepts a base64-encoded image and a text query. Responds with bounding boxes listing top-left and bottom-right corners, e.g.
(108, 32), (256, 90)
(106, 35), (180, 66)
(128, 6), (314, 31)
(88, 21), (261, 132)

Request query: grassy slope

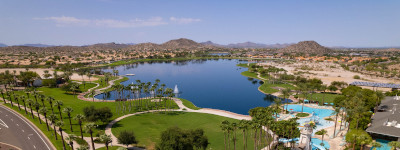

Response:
(179, 98), (201, 110)
(259, 82), (296, 94)
(241, 71), (259, 79)
(111, 112), (262, 150)
(96, 146), (124, 150)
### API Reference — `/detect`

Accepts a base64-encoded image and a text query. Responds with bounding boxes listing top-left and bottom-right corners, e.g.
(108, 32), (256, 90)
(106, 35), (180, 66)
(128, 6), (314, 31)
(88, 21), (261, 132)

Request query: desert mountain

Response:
(0, 43), (7, 47)
(279, 41), (332, 55)
(85, 42), (131, 49)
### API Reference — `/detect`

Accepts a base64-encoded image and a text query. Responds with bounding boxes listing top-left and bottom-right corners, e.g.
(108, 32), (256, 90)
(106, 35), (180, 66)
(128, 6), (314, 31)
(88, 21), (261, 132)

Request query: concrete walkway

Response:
(77, 76), (123, 102)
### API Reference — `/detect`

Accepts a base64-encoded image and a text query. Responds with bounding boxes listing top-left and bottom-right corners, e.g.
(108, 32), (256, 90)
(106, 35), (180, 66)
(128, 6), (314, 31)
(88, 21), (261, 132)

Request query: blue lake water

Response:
(94, 59), (291, 115)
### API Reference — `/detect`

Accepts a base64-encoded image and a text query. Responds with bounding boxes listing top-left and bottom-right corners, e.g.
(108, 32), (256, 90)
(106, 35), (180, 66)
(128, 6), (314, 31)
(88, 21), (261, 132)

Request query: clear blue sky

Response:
(0, 0), (399, 47)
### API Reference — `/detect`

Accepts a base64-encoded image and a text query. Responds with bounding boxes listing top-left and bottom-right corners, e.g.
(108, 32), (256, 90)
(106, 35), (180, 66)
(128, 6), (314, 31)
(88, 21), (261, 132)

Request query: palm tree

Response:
(281, 88), (291, 112)
(26, 99), (35, 119)
(62, 107), (74, 132)
(14, 95), (21, 111)
(238, 120), (249, 150)
(100, 134), (112, 150)
(65, 134), (76, 150)
(48, 114), (59, 140)
(0, 89), (6, 104)
(84, 122), (96, 150)
(231, 122), (238, 150)
(33, 101), (42, 124)
(74, 114), (85, 139)
(221, 120), (230, 150)
(320, 84), (327, 104)
(20, 95), (28, 114)
(39, 94), (46, 107)
(358, 134), (372, 150)
(46, 96), (55, 114)
(39, 107), (50, 131)
(54, 100), (64, 120)
(315, 129), (328, 147)
(55, 121), (66, 150)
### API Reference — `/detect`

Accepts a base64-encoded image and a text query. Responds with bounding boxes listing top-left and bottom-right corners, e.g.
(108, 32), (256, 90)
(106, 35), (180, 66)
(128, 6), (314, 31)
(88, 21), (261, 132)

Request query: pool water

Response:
(371, 139), (391, 150)
(312, 138), (330, 150)
(286, 104), (335, 134)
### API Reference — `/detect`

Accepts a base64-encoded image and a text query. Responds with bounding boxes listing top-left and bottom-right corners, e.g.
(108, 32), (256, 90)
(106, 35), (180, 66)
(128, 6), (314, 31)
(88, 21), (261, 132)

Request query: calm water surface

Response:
(95, 59), (290, 115)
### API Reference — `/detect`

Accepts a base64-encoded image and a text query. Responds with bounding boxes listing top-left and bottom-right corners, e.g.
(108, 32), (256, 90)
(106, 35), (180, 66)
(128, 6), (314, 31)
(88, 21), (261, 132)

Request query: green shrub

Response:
(353, 75), (360, 79)
(296, 113), (309, 117)
(75, 138), (88, 146)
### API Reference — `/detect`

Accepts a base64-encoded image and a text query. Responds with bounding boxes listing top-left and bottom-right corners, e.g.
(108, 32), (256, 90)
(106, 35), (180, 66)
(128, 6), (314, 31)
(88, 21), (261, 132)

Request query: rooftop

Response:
(366, 96), (400, 137)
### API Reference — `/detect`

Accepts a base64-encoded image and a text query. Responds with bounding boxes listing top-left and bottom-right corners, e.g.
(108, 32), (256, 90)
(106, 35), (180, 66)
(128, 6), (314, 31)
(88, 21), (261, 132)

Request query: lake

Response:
(95, 59), (290, 115)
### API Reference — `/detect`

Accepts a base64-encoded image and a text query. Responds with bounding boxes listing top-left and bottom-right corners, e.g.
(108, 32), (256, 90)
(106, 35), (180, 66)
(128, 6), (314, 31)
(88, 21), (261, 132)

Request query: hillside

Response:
(0, 43), (7, 47)
(279, 41), (332, 55)
(161, 38), (204, 49)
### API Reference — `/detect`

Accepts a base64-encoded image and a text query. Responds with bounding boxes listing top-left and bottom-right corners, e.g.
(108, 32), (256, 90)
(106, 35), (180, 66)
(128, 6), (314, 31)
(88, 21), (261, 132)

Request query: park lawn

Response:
(111, 112), (267, 150)
(259, 82), (296, 94)
(4, 103), (71, 150)
(241, 71), (259, 79)
(12, 86), (179, 137)
(179, 98), (201, 110)
(79, 83), (97, 92)
(297, 93), (341, 104)
(236, 63), (256, 68)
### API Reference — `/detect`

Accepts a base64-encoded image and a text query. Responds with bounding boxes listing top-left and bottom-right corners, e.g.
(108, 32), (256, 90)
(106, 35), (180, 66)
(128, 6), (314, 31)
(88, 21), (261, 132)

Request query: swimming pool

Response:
(286, 104), (335, 134)
(312, 138), (330, 150)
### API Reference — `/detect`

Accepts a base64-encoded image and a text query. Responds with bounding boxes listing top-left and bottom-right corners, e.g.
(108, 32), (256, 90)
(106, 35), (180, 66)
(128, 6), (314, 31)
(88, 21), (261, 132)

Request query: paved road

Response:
(0, 105), (53, 150)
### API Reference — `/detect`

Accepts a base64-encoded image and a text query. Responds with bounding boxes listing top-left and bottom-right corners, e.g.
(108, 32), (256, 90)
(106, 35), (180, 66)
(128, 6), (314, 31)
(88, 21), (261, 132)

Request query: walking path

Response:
(77, 76), (123, 102)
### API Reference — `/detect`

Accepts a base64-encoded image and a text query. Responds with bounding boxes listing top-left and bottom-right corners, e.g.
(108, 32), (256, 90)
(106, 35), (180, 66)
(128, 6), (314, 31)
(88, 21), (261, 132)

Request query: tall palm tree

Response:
(55, 121), (66, 150)
(62, 107), (74, 132)
(315, 129), (328, 147)
(74, 114), (85, 139)
(26, 99), (35, 119)
(65, 134), (76, 150)
(358, 134), (372, 150)
(0, 89), (6, 104)
(14, 95), (21, 111)
(39, 94), (46, 107)
(48, 114), (59, 140)
(231, 122), (238, 150)
(84, 122), (96, 150)
(54, 100), (64, 120)
(239, 120), (249, 150)
(33, 101), (42, 124)
(46, 96), (55, 114)
(332, 106), (340, 137)
(100, 134), (112, 150)
(39, 107), (50, 131)
(220, 120), (230, 150)
(320, 84), (327, 104)
(281, 88), (291, 112)
(20, 95), (28, 114)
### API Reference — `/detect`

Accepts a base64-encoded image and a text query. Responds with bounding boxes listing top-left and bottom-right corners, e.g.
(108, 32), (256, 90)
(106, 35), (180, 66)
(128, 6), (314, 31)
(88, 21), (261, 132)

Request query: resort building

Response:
(366, 96), (400, 141)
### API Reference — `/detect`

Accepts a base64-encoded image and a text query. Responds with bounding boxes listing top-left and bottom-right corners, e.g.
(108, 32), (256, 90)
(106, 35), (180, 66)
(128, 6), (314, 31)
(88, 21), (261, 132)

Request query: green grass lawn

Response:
(10, 87), (179, 137)
(111, 112), (265, 150)
(241, 71), (259, 79)
(259, 82), (296, 94)
(297, 93), (341, 103)
(180, 98), (201, 110)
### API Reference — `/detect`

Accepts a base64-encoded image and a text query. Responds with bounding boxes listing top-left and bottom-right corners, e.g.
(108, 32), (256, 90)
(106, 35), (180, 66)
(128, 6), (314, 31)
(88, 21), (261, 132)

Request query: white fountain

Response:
(174, 85), (179, 94)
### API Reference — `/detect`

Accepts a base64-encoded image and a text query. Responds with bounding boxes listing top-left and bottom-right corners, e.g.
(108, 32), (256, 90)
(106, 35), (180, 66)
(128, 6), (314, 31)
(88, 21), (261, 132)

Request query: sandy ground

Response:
(0, 68), (98, 81)
(263, 61), (396, 92)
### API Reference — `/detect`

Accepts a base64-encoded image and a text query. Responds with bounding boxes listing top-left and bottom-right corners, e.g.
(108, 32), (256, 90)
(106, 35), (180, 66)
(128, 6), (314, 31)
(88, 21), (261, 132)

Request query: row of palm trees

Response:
(221, 104), (300, 150)
(109, 79), (175, 115)
(0, 88), (108, 150)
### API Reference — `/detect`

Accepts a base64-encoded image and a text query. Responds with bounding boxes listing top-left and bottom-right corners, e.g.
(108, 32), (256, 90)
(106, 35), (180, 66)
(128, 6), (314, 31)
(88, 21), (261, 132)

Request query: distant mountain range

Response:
(201, 41), (292, 48)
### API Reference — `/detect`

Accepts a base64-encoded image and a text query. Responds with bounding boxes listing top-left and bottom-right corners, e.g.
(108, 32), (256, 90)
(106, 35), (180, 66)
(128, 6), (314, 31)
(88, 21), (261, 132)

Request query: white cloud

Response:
(169, 17), (202, 24)
(34, 16), (168, 28)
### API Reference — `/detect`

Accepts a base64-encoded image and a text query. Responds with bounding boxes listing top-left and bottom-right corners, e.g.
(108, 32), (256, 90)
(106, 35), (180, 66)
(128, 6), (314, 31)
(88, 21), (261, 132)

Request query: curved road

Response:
(0, 105), (54, 150)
